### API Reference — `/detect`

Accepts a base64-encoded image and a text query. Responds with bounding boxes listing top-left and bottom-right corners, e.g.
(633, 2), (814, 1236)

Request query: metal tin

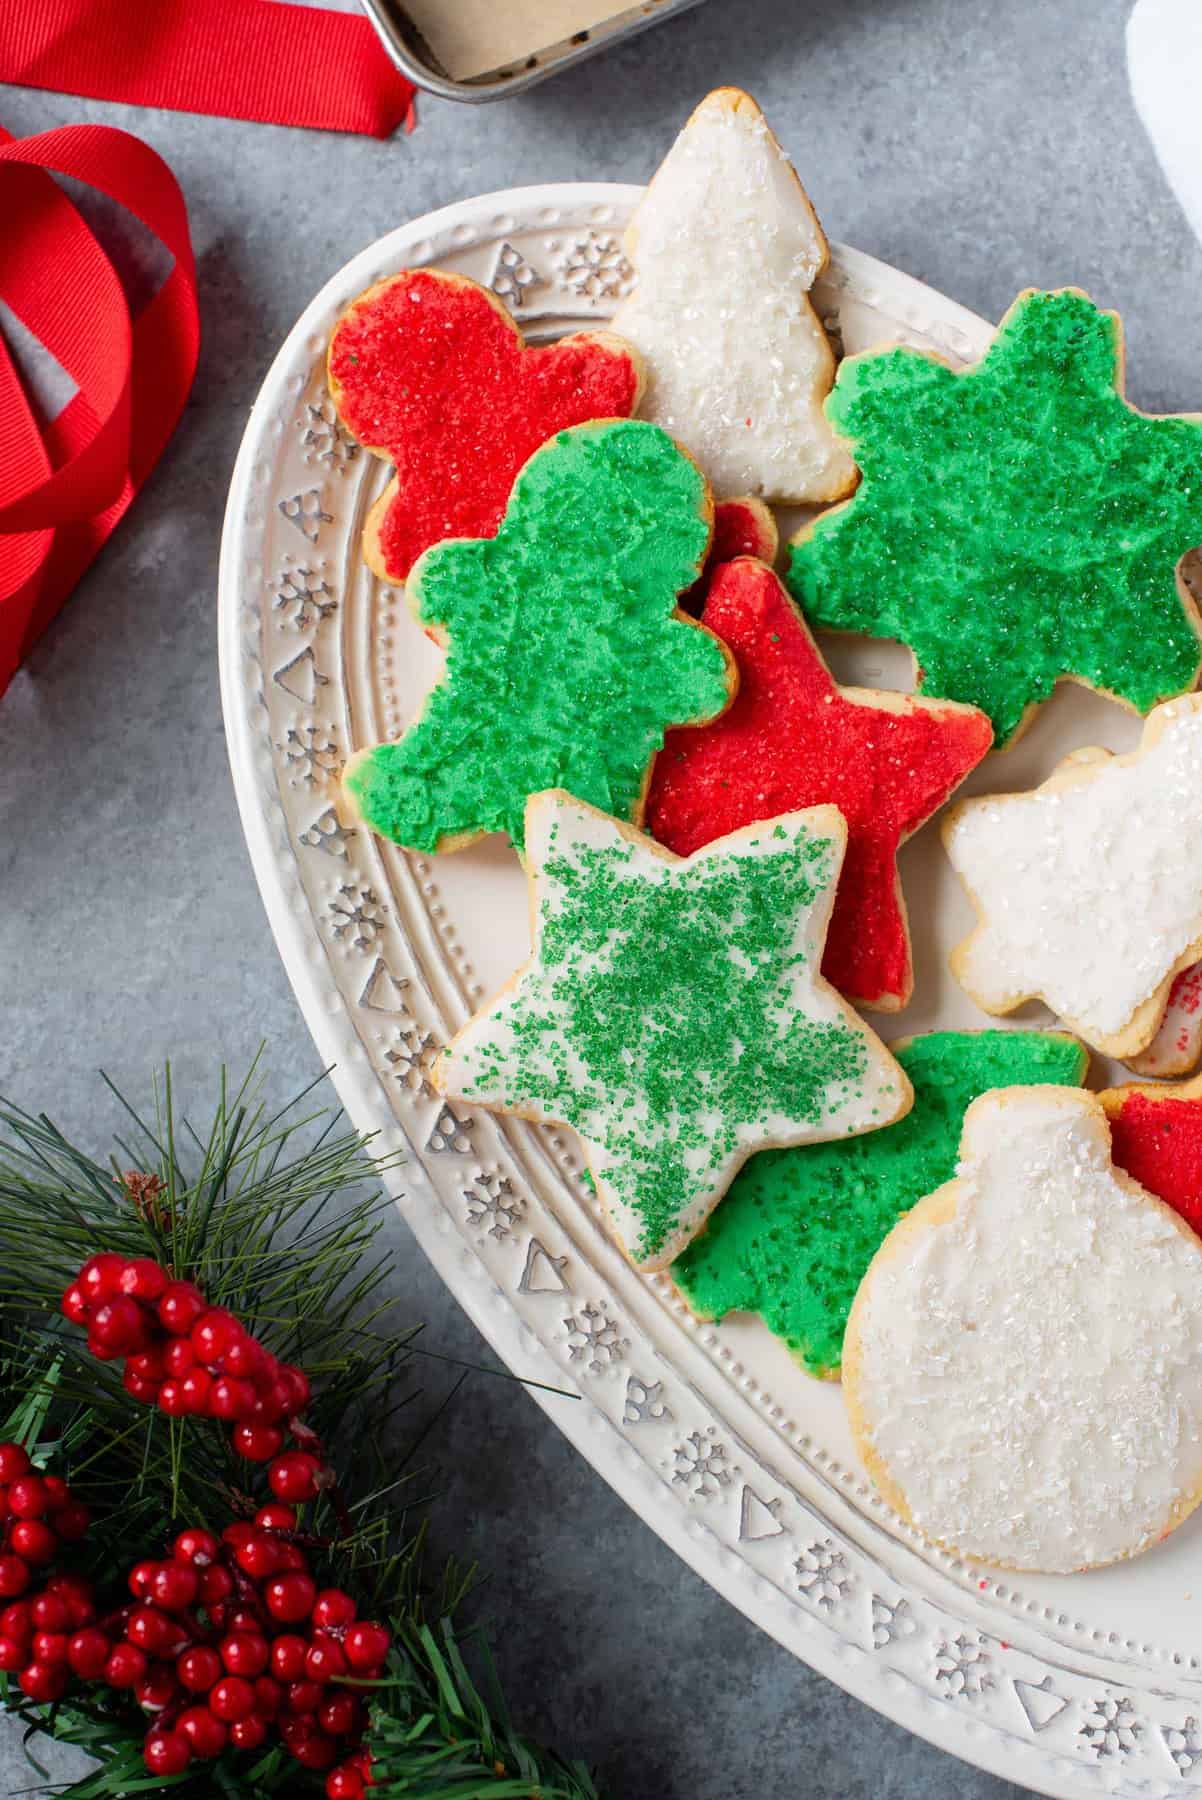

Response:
(359, 0), (706, 103)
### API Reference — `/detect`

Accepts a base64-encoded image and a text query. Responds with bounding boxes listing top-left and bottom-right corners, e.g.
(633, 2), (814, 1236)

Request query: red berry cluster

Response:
(74, 1515), (392, 1778)
(62, 1254), (319, 1484)
(54, 1255), (390, 1785)
(0, 1442), (93, 1703)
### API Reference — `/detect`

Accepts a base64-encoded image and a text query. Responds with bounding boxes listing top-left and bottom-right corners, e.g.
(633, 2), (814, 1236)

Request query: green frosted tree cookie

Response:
(672, 1029), (1088, 1376)
(787, 289), (1202, 747)
(343, 419), (733, 855)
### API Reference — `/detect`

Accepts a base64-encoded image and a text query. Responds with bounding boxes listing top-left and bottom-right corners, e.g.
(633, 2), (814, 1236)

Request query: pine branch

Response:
(0, 1063), (605, 1800)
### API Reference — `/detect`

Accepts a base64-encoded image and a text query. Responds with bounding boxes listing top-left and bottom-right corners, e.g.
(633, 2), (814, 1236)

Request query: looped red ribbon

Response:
(0, 122), (199, 696)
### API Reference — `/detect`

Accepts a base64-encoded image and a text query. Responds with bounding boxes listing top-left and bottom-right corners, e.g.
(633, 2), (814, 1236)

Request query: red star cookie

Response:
(681, 496), (778, 615)
(1100, 1075), (1202, 1236)
(328, 269), (644, 583)
(646, 558), (993, 1008)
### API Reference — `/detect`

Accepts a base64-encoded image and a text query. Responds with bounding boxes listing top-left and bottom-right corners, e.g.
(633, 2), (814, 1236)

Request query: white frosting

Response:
(848, 1088), (1202, 1572)
(945, 698), (1202, 1047)
(612, 91), (856, 503)
(440, 794), (908, 1269)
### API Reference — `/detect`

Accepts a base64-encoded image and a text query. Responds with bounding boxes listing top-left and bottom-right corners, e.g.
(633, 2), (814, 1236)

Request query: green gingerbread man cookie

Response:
(787, 289), (1202, 747)
(343, 419), (734, 856)
(672, 1029), (1088, 1376)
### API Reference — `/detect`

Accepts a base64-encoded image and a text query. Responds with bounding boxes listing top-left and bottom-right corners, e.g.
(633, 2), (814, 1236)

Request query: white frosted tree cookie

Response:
(844, 1087), (1202, 1573)
(942, 695), (1202, 1058)
(436, 791), (911, 1271)
(612, 87), (857, 504)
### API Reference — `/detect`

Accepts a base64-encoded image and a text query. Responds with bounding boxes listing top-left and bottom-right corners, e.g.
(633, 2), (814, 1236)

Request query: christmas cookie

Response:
(681, 497), (778, 614)
(674, 1030), (1087, 1379)
(844, 1087), (1202, 1572)
(787, 288), (1202, 747)
(437, 792), (911, 1270)
(328, 268), (644, 583)
(646, 559), (993, 1009)
(613, 87), (857, 503)
(1128, 961), (1202, 1078)
(1100, 1073), (1202, 1235)
(342, 419), (734, 857)
(943, 696), (1202, 1058)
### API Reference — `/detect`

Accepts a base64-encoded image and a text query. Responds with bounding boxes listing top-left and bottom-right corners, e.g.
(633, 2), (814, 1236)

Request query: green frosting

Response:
(345, 420), (731, 853)
(456, 816), (893, 1265)
(787, 290), (1202, 747)
(672, 1029), (1087, 1375)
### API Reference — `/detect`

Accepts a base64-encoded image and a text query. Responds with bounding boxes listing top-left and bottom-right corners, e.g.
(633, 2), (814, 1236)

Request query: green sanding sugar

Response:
(787, 289), (1202, 747)
(344, 420), (731, 853)
(672, 1029), (1087, 1375)
(457, 818), (881, 1263)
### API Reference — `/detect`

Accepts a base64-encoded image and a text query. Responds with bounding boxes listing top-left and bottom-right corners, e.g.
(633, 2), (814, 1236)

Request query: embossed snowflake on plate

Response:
(274, 563), (337, 631)
(463, 1170), (524, 1242)
(933, 1635), (991, 1701)
(385, 1026), (440, 1101)
(551, 231), (635, 301)
(278, 725), (341, 788)
(1079, 1695), (1142, 1759)
(671, 1428), (732, 1501)
(563, 1303), (628, 1376)
(794, 1539), (851, 1612)
(300, 398), (359, 474)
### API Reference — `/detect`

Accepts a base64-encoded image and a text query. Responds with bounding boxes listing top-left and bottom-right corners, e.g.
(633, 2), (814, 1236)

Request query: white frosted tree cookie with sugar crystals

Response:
(942, 695), (1202, 1058)
(613, 87), (857, 504)
(844, 1086), (1202, 1573)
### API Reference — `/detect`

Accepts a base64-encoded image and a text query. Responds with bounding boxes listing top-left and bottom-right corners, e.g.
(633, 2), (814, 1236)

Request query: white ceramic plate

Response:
(219, 184), (1202, 1800)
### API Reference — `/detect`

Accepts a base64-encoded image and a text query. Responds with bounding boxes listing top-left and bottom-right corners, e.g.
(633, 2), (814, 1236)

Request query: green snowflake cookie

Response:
(672, 1029), (1087, 1375)
(787, 289), (1202, 747)
(343, 419), (732, 854)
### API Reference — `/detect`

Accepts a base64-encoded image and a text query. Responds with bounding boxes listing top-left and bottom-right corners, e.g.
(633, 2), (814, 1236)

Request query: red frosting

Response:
(680, 498), (779, 615)
(1107, 1090), (1202, 1234)
(329, 270), (642, 581)
(646, 559), (994, 1007)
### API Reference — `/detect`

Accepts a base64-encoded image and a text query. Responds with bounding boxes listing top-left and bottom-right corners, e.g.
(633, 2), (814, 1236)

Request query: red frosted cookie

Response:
(646, 558), (993, 1009)
(328, 269), (644, 583)
(1100, 1076), (1202, 1236)
(680, 496), (778, 614)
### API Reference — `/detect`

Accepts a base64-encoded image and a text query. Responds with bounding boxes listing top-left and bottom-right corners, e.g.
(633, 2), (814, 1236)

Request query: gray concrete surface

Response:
(3, 0), (1200, 1792)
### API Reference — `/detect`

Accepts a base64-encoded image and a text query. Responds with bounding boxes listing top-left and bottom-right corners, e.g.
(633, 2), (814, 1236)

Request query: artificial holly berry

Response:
(344, 1621), (391, 1671)
(233, 1421), (283, 1462)
(0, 1555), (29, 1598)
(209, 1673), (257, 1721)
(230, 1714), (270, 1750)
(327, 1768), (367, 1800)
(265, 1571), (316, 1624)
(312, 1588), (356, 1632)
(220, 1630), (270, 1677)
(173, 1526), (220, 1567)
(148, 1560), (198, 1613)
(144, 1729), (191, 1775)
(177, 1705), (227, 1758)
(268, 1451), (322, 1504)
(19, 1660), (69, 1701)
(105, 1641), (149, 1688)
(177, 1644), (223, 1692)
(67, 1627), (111, 1680)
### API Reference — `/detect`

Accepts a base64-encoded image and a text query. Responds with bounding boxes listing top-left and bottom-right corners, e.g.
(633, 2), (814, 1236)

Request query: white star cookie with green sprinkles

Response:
(436, 791), (913, 1270)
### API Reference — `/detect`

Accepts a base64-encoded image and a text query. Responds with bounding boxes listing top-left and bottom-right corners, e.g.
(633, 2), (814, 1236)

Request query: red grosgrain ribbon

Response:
(0, 123), (200, 695)
(0, 0), (416, 139)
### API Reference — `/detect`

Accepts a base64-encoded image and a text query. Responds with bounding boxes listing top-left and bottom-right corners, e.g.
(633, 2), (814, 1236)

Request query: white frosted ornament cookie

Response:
(436, 791), (911, 1271)
(844, 1087), (1202, 1573)
(612, 87), (857, 504)
(942, 695), (1202, 1058)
